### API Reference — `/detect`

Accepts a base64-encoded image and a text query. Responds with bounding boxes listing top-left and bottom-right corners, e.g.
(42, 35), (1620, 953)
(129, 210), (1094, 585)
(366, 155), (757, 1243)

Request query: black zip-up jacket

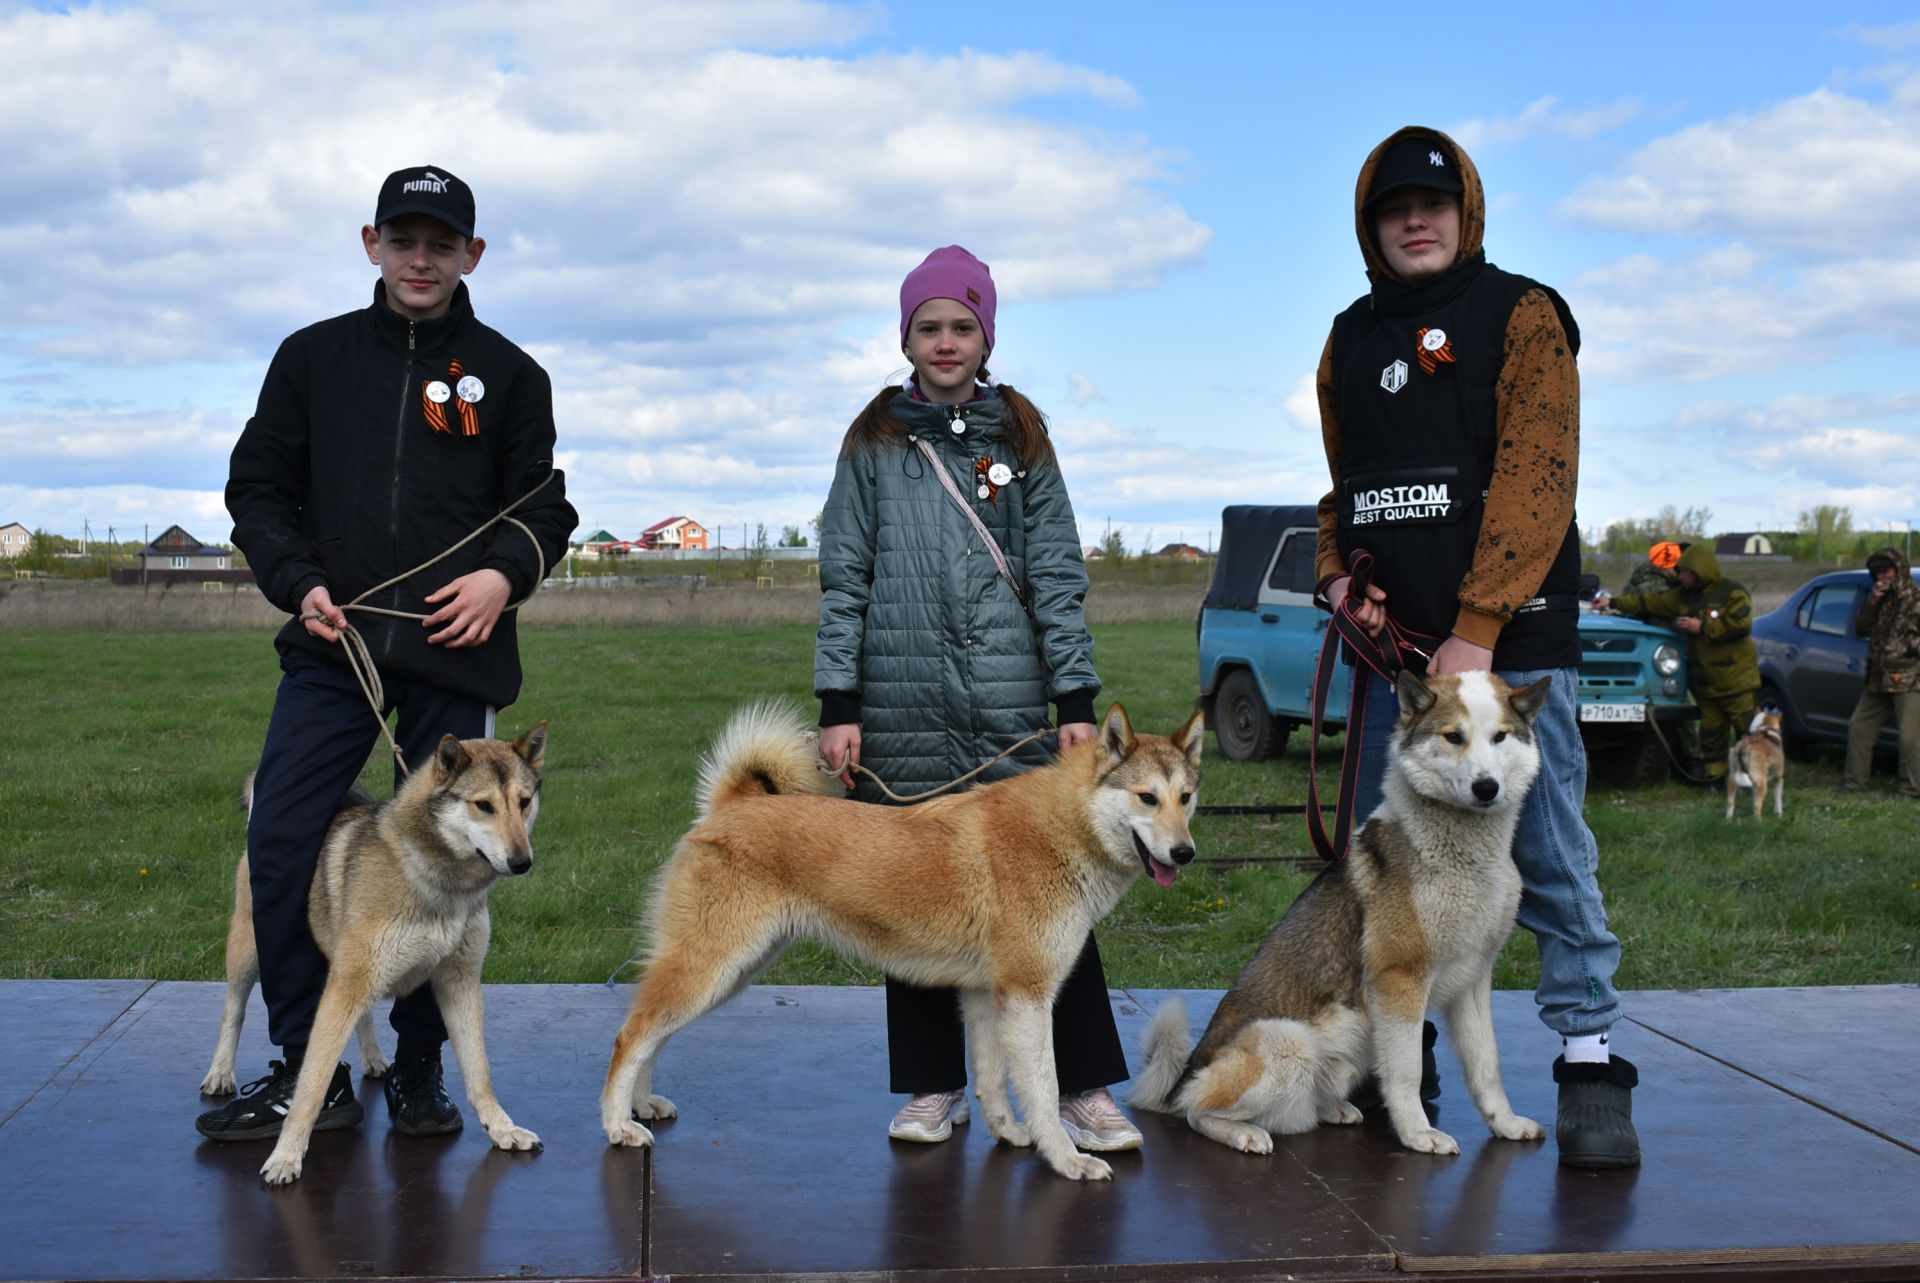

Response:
(226, 281), (578, 708)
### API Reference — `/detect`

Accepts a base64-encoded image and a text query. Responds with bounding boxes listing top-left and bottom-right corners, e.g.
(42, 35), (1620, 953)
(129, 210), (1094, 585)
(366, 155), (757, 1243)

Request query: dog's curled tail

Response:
(1127, 997), (1194, 1114)
(696, 700), (842, 819)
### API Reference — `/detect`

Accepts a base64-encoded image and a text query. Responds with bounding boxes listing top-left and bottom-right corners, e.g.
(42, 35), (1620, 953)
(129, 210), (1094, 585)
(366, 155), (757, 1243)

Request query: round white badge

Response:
(949, 417), (966, 434)
(456, 375), (485, 403)
(977, 484), (991, 499)
(425, 381), (451, 403)
(1421, 329), (1448, 351)
(987, 462), (1013, 487)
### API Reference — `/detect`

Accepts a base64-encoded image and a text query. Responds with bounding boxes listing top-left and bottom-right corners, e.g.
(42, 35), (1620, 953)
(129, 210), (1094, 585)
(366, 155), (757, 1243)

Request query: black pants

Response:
(885, 934), (1129, 1095)
(247, 653), (492, 1053)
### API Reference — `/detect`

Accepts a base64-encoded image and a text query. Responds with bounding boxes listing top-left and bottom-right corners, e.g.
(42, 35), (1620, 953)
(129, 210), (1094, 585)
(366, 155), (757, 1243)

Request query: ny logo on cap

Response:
(1428, 151), (1445, 167)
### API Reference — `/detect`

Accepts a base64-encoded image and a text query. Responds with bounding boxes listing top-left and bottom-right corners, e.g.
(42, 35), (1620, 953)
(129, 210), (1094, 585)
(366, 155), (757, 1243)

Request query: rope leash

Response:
(1305, 549), (1439, 861)
(826, 728), (1056, 804)
(296, 473), (556, 776)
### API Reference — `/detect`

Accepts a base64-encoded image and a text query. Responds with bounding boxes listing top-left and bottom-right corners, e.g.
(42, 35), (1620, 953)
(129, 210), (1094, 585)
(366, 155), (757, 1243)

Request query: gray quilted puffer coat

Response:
(815, 390), (1100, 800)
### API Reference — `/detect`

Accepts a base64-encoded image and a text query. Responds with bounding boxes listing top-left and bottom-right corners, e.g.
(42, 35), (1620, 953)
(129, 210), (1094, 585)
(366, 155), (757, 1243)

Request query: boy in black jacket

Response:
(201, 166), (577, 1144)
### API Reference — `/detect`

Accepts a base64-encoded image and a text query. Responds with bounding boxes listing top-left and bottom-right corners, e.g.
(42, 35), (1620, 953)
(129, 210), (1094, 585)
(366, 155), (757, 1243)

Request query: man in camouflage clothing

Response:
(1844, 547), (1920, 796)
(1607, 540), (1703, 770)
(1619, 540), (1682, 599)
(1597, 542), (1757, 784)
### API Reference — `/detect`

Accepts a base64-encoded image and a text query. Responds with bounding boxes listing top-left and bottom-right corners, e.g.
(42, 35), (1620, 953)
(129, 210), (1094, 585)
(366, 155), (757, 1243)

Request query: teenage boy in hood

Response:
(1313, 128), (1640, 1168)
(204, 166), (577, 1147)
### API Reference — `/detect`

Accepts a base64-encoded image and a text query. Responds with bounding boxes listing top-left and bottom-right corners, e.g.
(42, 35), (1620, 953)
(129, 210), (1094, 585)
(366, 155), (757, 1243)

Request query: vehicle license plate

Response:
(1579, 703), (1646, 723)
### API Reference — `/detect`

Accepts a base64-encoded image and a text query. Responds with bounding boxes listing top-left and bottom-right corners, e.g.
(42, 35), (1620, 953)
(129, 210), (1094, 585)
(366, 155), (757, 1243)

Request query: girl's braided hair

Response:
(840, 364), (1059, 470)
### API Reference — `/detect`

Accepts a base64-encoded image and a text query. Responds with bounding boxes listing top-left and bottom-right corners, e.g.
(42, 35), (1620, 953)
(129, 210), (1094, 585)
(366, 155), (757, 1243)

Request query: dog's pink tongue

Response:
(1152, 861), (1179, 888)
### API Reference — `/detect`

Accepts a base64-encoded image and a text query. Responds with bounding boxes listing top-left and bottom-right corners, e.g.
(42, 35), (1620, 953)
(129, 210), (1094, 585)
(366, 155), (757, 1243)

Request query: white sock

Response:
(1563, 1031), (1612, 1064)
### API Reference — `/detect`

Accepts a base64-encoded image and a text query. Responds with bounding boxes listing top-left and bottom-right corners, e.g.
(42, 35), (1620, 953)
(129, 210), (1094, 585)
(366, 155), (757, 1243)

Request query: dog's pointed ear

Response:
(1509, 676), (1552, 725)
(1171, 706), (1206, 769)
(1396, 671), (1435, 718)
(1100, 703), (1136, 763)
(434, 733), (470, 780)
(514, 720), (548, 771)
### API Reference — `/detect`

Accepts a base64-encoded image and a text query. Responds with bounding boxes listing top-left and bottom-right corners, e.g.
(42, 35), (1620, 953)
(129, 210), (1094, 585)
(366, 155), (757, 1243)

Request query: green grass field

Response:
(2, 622), (1914, 991)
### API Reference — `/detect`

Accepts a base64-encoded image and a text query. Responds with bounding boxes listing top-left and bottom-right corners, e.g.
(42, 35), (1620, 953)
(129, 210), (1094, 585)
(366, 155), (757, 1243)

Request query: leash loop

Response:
(296, 473), (557, 776)
(827, 728), (1055, 804)
(1304, 550), (1439, 861)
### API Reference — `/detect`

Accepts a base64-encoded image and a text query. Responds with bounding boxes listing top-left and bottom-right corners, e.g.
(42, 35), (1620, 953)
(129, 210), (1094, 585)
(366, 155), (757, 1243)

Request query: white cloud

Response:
(1563, 73), (1920, 257)
(1283, 370), (1319, 430)
(1452, 95), (1643, 150)
(1067, 372), (1103, 405)
(0, 2), (1209, 541)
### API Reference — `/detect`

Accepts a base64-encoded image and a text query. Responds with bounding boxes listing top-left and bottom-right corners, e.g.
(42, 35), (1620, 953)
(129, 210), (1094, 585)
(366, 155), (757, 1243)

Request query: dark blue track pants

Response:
(246, 654), (493, 1053)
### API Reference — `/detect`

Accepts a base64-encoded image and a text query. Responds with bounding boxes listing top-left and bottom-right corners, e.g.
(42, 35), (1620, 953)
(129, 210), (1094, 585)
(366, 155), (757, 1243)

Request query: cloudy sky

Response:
(4, 1), (1919, 554)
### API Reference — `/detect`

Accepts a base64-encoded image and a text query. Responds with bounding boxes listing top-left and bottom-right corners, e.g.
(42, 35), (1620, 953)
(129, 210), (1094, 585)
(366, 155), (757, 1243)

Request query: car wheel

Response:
(1214, 669), (1286, 762)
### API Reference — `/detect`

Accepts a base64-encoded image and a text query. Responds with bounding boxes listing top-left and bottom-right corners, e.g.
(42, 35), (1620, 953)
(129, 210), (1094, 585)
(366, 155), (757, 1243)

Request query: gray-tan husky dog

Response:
(1131, 671), (1549, 1158)
(601, 700), (1205, 1181)
(202, 724), (548, 1185)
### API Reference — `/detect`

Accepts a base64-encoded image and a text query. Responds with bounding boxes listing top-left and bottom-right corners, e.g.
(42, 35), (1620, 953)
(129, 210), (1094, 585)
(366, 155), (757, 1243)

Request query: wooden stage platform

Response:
(3, 981), (1916, 1282)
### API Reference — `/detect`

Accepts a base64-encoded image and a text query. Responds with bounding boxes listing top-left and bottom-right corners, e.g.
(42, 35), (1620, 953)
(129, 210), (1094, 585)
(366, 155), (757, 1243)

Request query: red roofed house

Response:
(638, 517), (710, 551)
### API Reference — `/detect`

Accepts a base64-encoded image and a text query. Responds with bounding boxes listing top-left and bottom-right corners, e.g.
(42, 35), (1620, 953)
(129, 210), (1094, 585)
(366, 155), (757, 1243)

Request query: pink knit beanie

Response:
(899, 245), (996, 351)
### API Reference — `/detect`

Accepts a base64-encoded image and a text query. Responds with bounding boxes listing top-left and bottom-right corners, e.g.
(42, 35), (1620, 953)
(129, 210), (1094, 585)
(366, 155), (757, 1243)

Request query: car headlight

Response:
(1663, 675), (1683, 697)
(1654, 643), (1682, 676)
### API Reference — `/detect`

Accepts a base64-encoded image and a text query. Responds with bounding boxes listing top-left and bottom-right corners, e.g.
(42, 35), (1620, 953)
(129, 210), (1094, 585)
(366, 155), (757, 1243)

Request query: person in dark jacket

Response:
(1598, 542), (1758, 783)
(1844, 546), (1920, 795)
(1313, 128), (1640, 1168)
(201, 166), (577, 1146)
(814, 246), (1139, 1153)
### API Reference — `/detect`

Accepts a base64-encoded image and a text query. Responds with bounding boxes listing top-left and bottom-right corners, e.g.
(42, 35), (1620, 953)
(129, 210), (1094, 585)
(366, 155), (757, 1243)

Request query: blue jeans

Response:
(1351, 666), (1621, 1037)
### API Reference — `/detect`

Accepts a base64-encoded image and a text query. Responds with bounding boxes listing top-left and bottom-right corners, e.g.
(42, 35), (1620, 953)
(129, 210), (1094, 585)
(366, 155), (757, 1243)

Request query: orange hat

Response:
(1649, 541), (1682, 570)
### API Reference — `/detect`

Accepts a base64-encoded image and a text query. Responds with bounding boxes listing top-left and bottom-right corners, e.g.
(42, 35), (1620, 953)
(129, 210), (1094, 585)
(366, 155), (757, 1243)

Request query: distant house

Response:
(110, 525), (254, 586)
(1083, 545), (1105, 561)
(0, 521), (29, 558)
(140, 525), (233, 573)
(579, 529), (632, 558)
(1716, 532), (1780, 558)
(1154, 542), (1205, 562)
(639, 516), (711, 551)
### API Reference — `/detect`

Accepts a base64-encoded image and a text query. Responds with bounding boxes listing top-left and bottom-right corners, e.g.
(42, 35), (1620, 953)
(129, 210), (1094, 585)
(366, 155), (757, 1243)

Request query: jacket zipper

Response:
(383, 320), (415, 663)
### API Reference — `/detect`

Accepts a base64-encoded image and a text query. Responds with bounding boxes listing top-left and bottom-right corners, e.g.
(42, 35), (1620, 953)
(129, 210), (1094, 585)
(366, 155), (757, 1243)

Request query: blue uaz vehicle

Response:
(1198, 505), (1697, 784)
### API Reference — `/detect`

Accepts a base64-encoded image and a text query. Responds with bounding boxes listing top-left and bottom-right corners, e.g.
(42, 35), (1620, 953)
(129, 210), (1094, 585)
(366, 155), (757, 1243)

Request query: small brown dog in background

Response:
(1726, 708), (1786, 821)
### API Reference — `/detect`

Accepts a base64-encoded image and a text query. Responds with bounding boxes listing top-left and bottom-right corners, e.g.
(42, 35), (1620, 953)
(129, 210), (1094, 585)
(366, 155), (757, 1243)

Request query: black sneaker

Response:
(1348, 1019), (1442, 1112)
(196, 1060), (361, 1143)
(1554, 1054), (1641, 1169)
(384, 1054), (463, 1137)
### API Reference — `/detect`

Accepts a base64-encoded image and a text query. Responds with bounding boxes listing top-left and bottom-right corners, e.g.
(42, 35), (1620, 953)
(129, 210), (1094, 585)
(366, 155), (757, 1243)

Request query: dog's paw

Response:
(607, 1117), (656, 1148)
(987, 1118), (1032, 1147)
(1398, 1126), (1460, 1156)
(1227, 1122), (1274, 1154)
(361, 1051), (390, 1080)
(1052, 1151), (1113, 1181)
(1489, 1112), (1544, 1142)
(487, 1123), (543, 1152)
(632, 1093), (677, 1121)
(259, 1152), (303, 1186)
(200, 1069), (236, 1096)
(1320, 1102), (1364, 1127)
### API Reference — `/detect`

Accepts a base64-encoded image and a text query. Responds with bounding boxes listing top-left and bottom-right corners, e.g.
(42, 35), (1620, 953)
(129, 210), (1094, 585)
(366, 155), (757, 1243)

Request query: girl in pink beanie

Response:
(813, 246), (1142, 1160)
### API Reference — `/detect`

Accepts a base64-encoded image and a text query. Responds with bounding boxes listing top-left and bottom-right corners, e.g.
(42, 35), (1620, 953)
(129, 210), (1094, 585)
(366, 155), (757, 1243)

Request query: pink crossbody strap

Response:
(913, 436), (1024, 605)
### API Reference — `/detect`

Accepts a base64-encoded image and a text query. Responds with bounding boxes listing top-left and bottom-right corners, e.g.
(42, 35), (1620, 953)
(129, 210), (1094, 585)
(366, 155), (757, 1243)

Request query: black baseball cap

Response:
(1366, 135), (1465, 210)
(373, 165), (475, 237)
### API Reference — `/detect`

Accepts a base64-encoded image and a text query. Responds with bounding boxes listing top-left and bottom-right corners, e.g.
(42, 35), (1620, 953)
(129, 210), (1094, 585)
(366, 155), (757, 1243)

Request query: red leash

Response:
(1304, 550), (1439, 861)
